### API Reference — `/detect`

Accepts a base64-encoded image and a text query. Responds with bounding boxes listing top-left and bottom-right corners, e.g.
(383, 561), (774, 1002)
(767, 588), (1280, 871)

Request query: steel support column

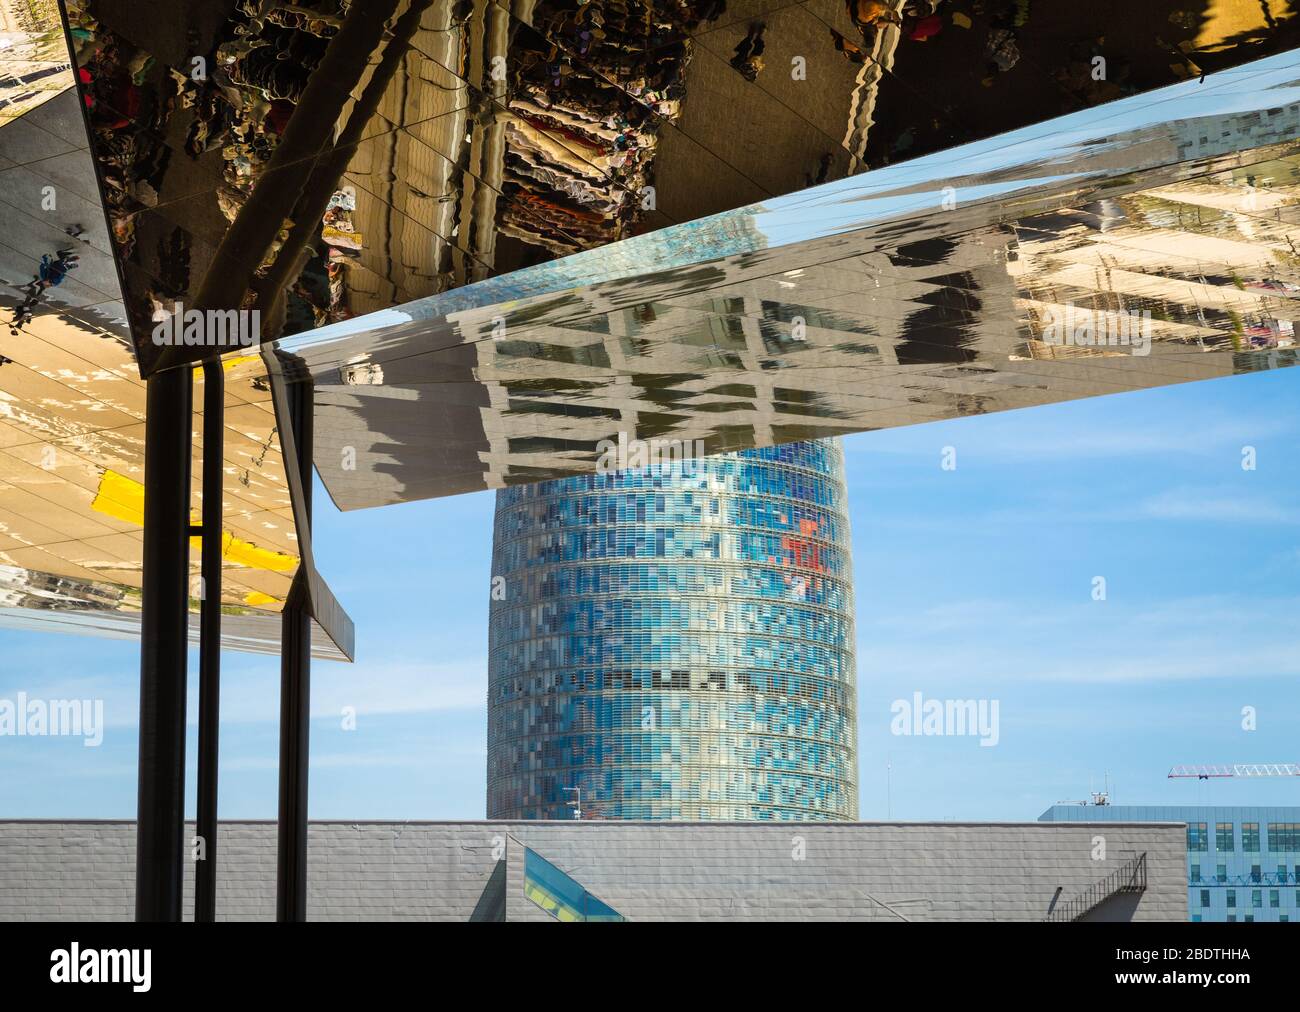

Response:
(136, 366), (193, 922)
(194, 360), (224, 921)
(276, 374), (314, 922)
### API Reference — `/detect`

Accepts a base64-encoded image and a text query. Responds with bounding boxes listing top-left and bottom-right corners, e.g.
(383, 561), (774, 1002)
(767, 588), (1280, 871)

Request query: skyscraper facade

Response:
(487, 439), (858, 821)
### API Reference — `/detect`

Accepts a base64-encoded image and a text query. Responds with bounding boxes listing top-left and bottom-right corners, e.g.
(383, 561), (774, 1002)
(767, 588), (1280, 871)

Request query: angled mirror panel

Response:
(64, 1), (1300, 375)
(0, 0), (347, 656)
(258, 48), (1300, 508)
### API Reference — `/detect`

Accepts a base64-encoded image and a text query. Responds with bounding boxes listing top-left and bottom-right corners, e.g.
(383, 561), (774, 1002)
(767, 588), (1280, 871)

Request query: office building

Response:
(1040, 804), (1300, 922)
(487, 439), (857, 820)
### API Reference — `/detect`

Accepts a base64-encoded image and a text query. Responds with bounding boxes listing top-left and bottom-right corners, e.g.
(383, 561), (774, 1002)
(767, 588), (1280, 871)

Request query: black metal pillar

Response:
(194, 360), (224, 922)
(276, 375), (314, 922)
(136, 366), (193, 922)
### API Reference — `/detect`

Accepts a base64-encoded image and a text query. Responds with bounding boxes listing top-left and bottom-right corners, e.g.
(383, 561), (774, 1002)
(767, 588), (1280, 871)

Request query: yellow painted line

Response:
(190, 354), (262, 377)
(219, 354), (261, 373)
(91, 469), (298, 574)
(90, 469), (146, 526)
(193, 531), (297, 573)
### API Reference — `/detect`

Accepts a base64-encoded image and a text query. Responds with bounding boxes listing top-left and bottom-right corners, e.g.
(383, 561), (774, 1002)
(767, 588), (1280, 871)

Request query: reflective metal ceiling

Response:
(275, 46), (1300, 507)
(0, 2), (345, 657)
(0, 0), (70, 125)
(61, 0), (1300, 372)
(2, 1), (1299, 651)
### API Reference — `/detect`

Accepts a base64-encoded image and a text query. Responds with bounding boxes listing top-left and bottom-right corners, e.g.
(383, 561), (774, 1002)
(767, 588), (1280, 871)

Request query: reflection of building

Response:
(1039, 804), (1300, 922)
(487, 438), (857, 821)
(0, 566), (124, 611)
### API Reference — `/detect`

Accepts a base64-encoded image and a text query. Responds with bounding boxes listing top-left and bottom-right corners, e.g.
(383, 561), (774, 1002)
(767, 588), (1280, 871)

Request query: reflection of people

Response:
(985, 27), (1020, 75)
(830, 28), (870, 64)
(685, 0), (727, 31)
(847, 0), (902, 35)
(984, 0), (1022, 78)
(10, 240), (72, 331)
(30, 248), (80, 292)
(805, 152), (834, 187)
(11, 290), (40, 334)
(730, 22), (766, 81)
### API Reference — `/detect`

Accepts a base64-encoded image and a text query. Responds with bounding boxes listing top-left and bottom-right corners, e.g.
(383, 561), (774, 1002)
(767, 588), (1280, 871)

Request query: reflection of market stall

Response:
(60, 1), (1300, 375)
(497, 0), (723, 257)
(63, 0), (737, 366)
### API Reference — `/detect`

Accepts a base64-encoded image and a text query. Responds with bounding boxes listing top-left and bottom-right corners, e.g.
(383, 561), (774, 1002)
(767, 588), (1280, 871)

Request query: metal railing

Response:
(1046, 853), (1147, 922)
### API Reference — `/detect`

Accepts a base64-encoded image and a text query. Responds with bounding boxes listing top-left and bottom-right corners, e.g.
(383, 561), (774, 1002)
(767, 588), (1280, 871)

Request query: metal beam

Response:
(276, 373), (314, 922)
(136, 366), (193, 922)
(159, 0), (401, 375)
(195, 360), (225, 922)
(259, 350), (355, 661)
(254, 0), (433, 338)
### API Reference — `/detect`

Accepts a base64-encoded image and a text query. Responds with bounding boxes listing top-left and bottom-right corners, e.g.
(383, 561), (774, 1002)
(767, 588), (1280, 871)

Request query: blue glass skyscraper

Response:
(487, 439), (858, 821)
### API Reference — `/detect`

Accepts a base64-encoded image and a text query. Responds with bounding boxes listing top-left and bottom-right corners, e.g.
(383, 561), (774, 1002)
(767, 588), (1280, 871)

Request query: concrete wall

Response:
(0, 820), (1187, 921)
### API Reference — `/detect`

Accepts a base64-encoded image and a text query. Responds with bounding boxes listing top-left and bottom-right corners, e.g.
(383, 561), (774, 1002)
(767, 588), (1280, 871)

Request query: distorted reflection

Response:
(0, 2), (338, 655)
(3, 1), (1300, 650)
(60, 0), (1300, 373)
(275, 48), (1300, 508)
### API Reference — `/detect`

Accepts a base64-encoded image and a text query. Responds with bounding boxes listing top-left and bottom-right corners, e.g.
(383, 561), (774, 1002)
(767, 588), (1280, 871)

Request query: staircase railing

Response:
(1046, 852), (1147, 922)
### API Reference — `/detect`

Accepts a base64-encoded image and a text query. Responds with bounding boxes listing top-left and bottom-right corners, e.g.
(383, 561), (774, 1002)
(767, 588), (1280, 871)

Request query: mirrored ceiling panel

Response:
(263, 45), (1300, 508)
(0, 305), (342, 655)
(60, 0), (1300, 375)
(0, 1), (1291, 649)
(0, 0), (71, 125)
(0, 0), (345, 656)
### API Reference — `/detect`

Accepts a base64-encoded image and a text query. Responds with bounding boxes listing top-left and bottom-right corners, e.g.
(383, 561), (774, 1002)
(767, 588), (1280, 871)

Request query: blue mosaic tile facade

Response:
(488, 439), (857, 820)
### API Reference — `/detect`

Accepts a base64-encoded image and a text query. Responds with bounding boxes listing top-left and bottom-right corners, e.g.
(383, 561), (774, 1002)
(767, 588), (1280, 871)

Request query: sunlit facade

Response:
(1040, 804), (1300, 923)
(487, 439), (858, 821)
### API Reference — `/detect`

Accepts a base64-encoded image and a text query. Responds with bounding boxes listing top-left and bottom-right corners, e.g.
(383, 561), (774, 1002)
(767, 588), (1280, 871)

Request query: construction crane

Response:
(1168, 764), (1300, 779)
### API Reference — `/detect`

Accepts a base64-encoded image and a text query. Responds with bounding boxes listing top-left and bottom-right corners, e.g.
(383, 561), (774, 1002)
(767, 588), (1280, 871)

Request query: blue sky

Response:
(1, 367), (1297, 821)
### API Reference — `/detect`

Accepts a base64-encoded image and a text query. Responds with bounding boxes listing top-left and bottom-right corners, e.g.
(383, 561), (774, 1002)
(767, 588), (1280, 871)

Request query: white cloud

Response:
(857, 594), (1300, 685)
(842, 399), (1295, 462)
(1138, 487), (1297, 523)
(217, 657), (488, 725)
